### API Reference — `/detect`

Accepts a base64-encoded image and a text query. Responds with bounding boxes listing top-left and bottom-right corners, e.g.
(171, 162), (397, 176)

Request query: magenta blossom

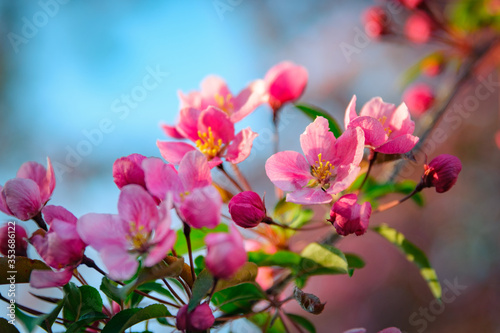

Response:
(403, 83), (435, 116)
(162, 75), (265, 138)
(0, 223), (28, 257)
(263, 61), (308, 112)
(266, 117), (364, 204)
(30, 205), (86, 288)
(113, 153), (147, 189)
(143, 150), (222, 229)
(157, 106), (258, 168)
(205, 224), (247, 279)
(345, 95), (419, 154)
(77, 185), (176, 281)
(228, 191), (268, 228)
(176, 303), (215, 332)
(328, 194), (371, 236)
(0, 158), (55, 221)
(422, 154), (462, 193)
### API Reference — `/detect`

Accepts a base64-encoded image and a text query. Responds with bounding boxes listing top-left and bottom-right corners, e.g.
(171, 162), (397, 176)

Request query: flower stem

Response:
(359, 150), (377, 190)
(161, 278), (185, 305)
(32, 212), (48, 231)
(374, 183), (424, 213)
(217, 164), (244, 192)
(183, 223), (197, 283)
(230, 163), (252, 191)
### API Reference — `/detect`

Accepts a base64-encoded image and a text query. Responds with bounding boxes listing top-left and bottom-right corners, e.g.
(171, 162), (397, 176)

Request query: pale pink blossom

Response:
(77, 185), (176, 281)
(263, 61), (308, 112)
(30, 205), (86, 288)
(143, 150), (222, 229)
(157, 106), (258, 168)
(205, 225), (247, 279)
(266, 117), (364, 204)
(0, 158), (55, 221)
(345, 95), (419, 154)
(328, 194), (371, 236)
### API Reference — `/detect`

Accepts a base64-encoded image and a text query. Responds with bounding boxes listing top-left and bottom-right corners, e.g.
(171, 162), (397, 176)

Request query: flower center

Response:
(196, 127), (223, 159)
(179, 191), (190, 201)
(214, 93), (234, 114)
(127, 222), (150, 252)
(379, 116), (393, 136)
(309, 153), (334, 190)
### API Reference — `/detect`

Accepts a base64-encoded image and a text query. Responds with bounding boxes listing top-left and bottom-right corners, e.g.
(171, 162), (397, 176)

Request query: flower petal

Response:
(265, 151), (312, 192)
(100, 245), (139, 281)
(387, 102), (415, 138)
(178, 90), (203, 110)
(143, 157), (182, 201)
(42, 205), (77, 226)
(264, 61), (308, 104)
(30, 268), (73, 289)
(346, 116), (385, 149)
(198, 106), (235, 144)
(332, 127), (365, 166)
(230, 80), (267, 123)
(176, 107), (202, 141)
(144, 229), (176, 267)
(359, 97), (397, 120)
(344, 95), (359, 129)
(112, 154), (147, 189)
(178, 150), (212, 191)
(77, 213), (128, 251)
(3, 178), (42, 220)
(328, 164), (361, 195)
(118, 185), (158, 231)
(157, 140), (196, 165)
(160, 123), (185, 139)
(286, 187), (332, 204)
(179, 186), (221, 229)
(225, 128), (258, 164)
(300, 116), (337, 165)
(0, 185), (13, 216)
(375, 134), (419, 154)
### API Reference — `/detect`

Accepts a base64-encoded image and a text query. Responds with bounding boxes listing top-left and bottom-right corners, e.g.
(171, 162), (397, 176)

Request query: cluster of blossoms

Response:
(0, 60), (463, 332)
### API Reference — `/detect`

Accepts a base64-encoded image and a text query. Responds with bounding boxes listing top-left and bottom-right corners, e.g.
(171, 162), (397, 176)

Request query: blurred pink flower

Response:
(162, 75), (265, 138)
(143, 150), (222, 229)
(398, 0), (423, 9)
(176, 303), (215, 332)
(263, 61), (308, 112)
(328, 194), (371, 236)
(266, 116), (364, 204)
(228, 191), (268, 228)
(0, 223), (28, 257)
(157, 106), (258, 168)
(362, 6), (389, 38)
(422, 154), (462, 193)
(256, 266), (275, 290)
(345, 95), (419, 154)
(77, 185), (176, 281)
(405, 11), (433, 44)
(403, 83), (435, 115)
(0, 158), (55, 221)
(30, 205), (86, 288)
(205, 224), (247, 279)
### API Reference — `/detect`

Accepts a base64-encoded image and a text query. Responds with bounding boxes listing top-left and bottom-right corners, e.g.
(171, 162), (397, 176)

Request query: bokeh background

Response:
(0, 0), (499, 332)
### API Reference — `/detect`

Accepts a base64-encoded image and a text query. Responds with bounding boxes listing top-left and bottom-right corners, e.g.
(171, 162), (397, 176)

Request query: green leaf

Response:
(174, 224), (228, 256)
(286, 313), (316, 333)
(0, 257), (49, 284)
(360, 178), (424, 208)
(194, 255), (205, 275)
(65, 312), (108, 333)
(188, 269), (214, 312)
(136, 257), (185, 285)
(102, 304), (171, 333)
(39, 300), (64, 332)
(214, 262), (258, 292)
(373, 224), (442, 299)
(248, 312), (286, 333)
(100, 277), (135, 304)
(63, 283), (83, 322)
(212, 282), (266, 314)
(345, 253), (365, 277)
(248, 251), (302, 269)
(0, 318), (20, 333)
(129, 282), (176, 307)
(294, 103), (343, 138)
(14, 306), (42, 333)
(297, 243), (348, 287)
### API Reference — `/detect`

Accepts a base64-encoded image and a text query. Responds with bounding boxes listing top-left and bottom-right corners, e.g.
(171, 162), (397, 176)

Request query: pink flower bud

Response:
(405, 11), (433, 44)
(112, 153), (147, 189)
(205, 225), (247, 279)
(264, 61), (308, 111)
(0, 223), (28, 257)
(328, 194), (371, 236)
(362, 6), (389, 38)
(402, 83), (435, 116)
(176, 303), (214, 332)
(228, 191), (268, 228)
(422, 154), (462, 193)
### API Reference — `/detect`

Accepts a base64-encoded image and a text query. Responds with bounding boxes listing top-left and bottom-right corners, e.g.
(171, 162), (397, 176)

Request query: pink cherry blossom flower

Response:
(228, 191), (268, 228)
(143, 150), (222, 229)
(405, 11), (433, 44)
(113, 153), (147, 189)
(0, 158), (55, 221)
(266, 116), (365, 204)
(176, 303), (215, 332)
(363, 6), (389, 38)
(0, 223), (28, 257)
(205, 224), (247, 279)
(162, 76), (265, 138)
(403, 83), (435, 116)
(77, 185), (176, 281)
(421, 154), (462, 193)
(328, 194), (371, 236)
(30, 205), (86, 288)
(344, 95), (419, 154)
(263, 61), (308, 112)
(157, 106), (258, 168)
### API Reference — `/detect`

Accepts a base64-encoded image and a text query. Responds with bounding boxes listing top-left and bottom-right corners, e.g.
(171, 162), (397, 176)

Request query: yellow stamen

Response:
(310, 153), (334, 187)
(214, 93), (234, 114)
(127, 222), (150, 251)
(379, 116), (393, 136)
(195, 127), (224, 159)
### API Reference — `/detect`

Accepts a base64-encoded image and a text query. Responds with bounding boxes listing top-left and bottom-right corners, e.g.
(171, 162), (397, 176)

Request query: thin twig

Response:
(231, 163), (252, 191)
(183, 223), (197, 283)
(217, 164), (244, 192)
